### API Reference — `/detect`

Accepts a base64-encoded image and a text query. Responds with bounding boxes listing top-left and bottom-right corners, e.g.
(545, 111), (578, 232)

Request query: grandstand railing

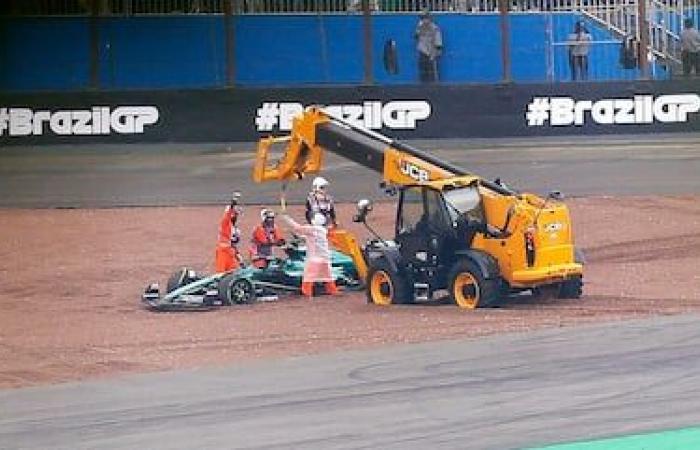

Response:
(2, 0), (696, 20)
(2, 0), (698, 84)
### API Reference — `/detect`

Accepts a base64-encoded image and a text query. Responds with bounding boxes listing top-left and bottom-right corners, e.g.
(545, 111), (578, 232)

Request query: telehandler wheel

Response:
(366, 262), (410, 306)
(448, 259), (501, 309)
(557, 276), (583, 299)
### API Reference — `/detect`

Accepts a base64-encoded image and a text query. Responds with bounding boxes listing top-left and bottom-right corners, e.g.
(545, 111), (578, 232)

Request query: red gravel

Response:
(1, 196), (699, 389)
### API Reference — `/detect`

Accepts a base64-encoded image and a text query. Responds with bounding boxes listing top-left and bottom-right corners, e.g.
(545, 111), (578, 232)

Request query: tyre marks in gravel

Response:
(583, 233), (700, 264)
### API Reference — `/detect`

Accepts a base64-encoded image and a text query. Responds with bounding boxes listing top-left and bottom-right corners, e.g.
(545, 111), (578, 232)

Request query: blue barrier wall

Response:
(510, 14), (549, 82)
(0, 18), (91, 90)
(235, 15), (364, 85)
(99, 16), (226, 89)
(0, 13), (649, 91)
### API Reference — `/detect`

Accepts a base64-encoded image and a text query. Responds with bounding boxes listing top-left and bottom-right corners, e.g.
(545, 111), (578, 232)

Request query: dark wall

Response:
(235, 15), (365, 85)
(1, 80), (698, 145)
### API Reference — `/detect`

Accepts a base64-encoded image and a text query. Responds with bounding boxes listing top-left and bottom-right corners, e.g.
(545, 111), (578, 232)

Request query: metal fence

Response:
(110, 0), (224, 14)
(0, 0), (557, 14)
(2, 0), (698, 17)
(0, 0), (226, 15)
(0, 0), (511, 14)
(3, 0), (699, 87)
(0, 0), (88, 15)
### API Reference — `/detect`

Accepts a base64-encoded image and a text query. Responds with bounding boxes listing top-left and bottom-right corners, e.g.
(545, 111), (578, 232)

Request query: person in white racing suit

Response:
(305, 176), (337, 228)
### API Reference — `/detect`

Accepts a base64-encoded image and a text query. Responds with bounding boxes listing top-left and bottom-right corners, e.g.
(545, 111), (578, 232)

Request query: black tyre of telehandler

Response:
(366, 260), (411, 306)
(557, 276), (583, 299)
(448, 259), (502, 309)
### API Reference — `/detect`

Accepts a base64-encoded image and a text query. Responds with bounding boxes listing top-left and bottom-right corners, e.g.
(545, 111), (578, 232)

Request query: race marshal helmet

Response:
(312, 176), (329, 191)
(311, 213), (327, 227)
(260, 208), (275, 221)
(230, 192), (242, 221)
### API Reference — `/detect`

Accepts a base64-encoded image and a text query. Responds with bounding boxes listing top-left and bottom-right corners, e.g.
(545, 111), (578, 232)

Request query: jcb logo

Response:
(399, 160), (429, 182)
(544, 222), (563, 232)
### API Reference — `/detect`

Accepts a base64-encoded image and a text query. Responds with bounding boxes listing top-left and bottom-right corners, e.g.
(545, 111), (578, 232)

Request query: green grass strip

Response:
(528, 427), (700, 450)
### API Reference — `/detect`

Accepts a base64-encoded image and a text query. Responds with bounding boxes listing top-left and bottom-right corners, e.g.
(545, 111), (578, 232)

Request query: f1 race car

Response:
(142, 238), (360, 311)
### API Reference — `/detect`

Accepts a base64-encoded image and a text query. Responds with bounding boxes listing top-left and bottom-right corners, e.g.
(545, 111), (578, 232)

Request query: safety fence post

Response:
(89, 0), (100, 89)
(499, 0), (512, 83)
(638, 0), (650, 80)
(225, 0), (236, 87)
(362, 0), (374, 85)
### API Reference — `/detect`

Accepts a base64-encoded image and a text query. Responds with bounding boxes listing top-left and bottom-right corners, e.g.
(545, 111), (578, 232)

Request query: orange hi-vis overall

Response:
(215, 205), (242, 272)
(249, 223), (284, 268)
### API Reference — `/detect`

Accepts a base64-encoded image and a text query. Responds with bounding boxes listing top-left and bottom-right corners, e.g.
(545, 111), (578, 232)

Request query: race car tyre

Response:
(366, 260), (410, 306)
(166, 267), (194, 293)
(448, 259), (501, 309)
(218, 275), (256, 305)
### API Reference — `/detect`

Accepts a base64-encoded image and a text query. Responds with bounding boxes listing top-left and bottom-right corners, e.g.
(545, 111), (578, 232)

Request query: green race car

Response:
(142, 238), (360, 311)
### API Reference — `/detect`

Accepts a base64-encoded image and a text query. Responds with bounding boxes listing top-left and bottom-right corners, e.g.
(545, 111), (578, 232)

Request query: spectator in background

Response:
(681, 18), (700, 76)
(620, 35), (640, 70)
(567, 21), (592, 81)
(415, 9), (443, 83)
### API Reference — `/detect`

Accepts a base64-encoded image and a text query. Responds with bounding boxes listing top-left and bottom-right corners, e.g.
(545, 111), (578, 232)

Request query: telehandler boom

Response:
(253, 107), (583, 308)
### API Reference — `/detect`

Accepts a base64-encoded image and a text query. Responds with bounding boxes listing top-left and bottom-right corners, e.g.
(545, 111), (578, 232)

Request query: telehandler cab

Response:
(252, 107), (583, 308)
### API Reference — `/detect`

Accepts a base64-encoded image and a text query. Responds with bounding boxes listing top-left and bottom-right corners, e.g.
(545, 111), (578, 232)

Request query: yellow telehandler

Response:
(253, 107), (583, 308)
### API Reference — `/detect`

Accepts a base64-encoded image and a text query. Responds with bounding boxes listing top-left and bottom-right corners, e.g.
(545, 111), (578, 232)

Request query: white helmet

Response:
(260, 208), (275, 221)
(312, 176), (329, 190)
(311, 213), (326, 227)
